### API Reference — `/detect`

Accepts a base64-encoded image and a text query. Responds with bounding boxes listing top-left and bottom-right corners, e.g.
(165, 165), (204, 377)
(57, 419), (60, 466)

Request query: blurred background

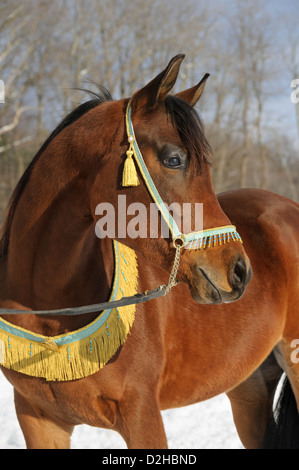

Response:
(0, 0), (298, 222)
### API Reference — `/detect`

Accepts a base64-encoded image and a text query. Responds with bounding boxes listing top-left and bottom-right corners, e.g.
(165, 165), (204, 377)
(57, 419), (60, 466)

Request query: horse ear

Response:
(132, 54), (185, 109)
(175, 73), (210, 107)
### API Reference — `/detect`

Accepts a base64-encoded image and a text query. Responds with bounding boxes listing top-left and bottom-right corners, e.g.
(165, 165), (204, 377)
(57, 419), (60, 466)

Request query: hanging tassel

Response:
(122, 136), (140, 187)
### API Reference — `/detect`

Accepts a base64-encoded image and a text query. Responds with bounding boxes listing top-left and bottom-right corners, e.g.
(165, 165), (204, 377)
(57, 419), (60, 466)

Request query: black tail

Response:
(263, 376), (299, 448)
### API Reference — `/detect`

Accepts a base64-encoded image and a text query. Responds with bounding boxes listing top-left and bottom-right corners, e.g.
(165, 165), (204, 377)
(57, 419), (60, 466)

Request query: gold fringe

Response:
(0, 242), (138, 382)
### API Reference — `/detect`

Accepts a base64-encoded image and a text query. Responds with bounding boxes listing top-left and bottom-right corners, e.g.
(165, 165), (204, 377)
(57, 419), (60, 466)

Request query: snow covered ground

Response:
(0, 370), (243, 449)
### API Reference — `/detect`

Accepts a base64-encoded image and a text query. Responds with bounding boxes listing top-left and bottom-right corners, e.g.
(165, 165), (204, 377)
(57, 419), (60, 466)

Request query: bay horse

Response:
(0, 54), (297, 448)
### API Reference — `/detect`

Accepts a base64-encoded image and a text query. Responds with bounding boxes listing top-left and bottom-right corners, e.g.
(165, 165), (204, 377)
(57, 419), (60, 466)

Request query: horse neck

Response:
(2, 143), (114, 313)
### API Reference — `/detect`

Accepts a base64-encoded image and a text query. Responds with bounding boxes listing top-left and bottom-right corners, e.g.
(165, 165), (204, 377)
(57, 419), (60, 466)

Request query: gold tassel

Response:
(122, 136), (140, 187)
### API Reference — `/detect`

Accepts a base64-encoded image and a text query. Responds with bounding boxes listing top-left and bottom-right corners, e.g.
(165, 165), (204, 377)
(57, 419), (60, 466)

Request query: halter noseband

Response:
(122, 100), (242, 251)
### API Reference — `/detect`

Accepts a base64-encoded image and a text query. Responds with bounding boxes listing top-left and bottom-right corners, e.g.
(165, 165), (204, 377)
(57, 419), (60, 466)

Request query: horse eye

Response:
(163, 156), (183, 168)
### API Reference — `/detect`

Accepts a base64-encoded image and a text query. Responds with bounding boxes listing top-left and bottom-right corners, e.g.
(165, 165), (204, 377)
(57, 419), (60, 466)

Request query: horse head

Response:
(89, 55), (252, 304)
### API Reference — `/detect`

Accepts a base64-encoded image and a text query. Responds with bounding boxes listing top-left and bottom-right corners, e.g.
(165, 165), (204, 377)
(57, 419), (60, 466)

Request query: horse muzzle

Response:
(190, 254), (252, 305)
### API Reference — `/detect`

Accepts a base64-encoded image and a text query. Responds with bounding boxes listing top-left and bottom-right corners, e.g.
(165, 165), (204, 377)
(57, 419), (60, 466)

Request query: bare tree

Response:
(0, 0), (298, 223)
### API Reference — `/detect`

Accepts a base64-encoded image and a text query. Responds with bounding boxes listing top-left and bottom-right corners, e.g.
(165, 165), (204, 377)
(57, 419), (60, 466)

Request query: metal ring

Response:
(173, 236), (186, 248)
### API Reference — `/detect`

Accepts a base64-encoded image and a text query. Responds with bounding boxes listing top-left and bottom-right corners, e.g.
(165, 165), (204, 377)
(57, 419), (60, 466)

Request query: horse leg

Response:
(14, 389), (74, 449)
(226, 353), (282, 449)
(117, 391), (168, 449)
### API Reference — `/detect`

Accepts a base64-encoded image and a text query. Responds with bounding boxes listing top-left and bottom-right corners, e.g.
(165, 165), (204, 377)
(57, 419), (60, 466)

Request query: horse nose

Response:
(231, 256), (251, 293)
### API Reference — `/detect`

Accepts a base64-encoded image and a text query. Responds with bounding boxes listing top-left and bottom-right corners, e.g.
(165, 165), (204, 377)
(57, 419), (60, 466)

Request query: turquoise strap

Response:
(126, 105), (182, 241)
(184, 225), (239, 243)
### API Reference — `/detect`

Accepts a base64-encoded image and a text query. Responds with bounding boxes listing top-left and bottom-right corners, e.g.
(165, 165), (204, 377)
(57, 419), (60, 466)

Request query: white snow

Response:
(0, 370), (243, 449)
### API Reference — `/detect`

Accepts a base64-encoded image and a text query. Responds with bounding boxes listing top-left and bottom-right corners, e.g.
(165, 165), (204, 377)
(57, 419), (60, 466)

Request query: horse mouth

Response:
(192, 268), (223, 304)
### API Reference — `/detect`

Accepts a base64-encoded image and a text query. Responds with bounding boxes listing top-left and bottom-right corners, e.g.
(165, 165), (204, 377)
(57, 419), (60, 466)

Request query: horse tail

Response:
(263, 375), (299, 448)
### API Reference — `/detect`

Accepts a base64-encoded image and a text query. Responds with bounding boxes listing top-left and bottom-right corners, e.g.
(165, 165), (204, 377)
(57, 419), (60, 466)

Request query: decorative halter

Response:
(122, 100), (242, 254)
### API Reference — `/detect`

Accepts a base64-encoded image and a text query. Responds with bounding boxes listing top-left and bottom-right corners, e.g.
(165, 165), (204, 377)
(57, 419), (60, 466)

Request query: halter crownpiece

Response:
(122, 100), (243, 250)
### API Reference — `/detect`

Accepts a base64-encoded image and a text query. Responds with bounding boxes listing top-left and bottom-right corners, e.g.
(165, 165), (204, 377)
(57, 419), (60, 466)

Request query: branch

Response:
(0, 136), (32, 154)
(0, 5), (24, 32)
(0, 106), (36, 136)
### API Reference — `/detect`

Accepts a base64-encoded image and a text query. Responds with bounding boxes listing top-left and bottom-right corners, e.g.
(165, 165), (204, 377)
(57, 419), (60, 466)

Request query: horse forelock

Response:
(164, 95), (212, 173)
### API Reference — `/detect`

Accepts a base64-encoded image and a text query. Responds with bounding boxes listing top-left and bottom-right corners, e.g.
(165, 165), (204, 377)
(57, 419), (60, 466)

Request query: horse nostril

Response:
(232, 258), (247, 290)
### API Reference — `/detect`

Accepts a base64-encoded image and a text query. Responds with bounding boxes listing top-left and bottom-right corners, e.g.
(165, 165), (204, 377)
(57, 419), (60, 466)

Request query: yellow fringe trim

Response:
(0, 241), (138, 382)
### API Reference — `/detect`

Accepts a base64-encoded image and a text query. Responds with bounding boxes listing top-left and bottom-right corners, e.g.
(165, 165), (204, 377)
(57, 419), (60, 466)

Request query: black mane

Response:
(0, 86), (113, 258)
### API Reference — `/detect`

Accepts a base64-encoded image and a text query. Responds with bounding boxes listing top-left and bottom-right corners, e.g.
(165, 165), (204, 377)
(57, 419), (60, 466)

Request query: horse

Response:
(0, 54), (297, 449)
